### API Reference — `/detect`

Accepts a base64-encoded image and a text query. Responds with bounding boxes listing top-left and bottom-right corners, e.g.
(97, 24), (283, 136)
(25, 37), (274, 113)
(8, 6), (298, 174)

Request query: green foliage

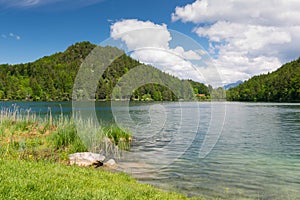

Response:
(0, 160), (194, 200)
(211, 87), (226, 100)
(0, 108), (132, 161)
(0, 42), (95, 101)
(188, 80), (210, 96)
(104, 125), (131, 151)
(0, 41), (209, 101)
(50, 121), (87, 153)
(227, 57), (300, 102)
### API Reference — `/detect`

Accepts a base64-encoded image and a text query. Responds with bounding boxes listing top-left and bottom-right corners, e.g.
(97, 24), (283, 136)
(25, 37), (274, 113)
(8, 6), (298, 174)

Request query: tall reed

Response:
(0, 106), (132, 162)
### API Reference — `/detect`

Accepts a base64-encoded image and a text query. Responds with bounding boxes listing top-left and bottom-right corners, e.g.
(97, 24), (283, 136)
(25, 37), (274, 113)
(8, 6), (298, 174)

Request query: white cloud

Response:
(172, 0), (300, 26)
(172, 0), (300, 84)
(195, 21), (291, 54)
(0, 0), (40, 7)
(0, 0), (105, 8)
(1, 33), (21, 40)
(10, 33), (21, 40)
(110, 19), (208, 83)
(111, 19), (171, 50)
(173, 46), (201, 60)
(130, 48), (204, 82)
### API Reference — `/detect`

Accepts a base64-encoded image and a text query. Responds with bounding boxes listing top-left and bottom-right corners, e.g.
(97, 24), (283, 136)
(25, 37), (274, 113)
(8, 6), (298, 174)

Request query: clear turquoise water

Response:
(151, 102), (300, 199)
(1, 101), (299, 199)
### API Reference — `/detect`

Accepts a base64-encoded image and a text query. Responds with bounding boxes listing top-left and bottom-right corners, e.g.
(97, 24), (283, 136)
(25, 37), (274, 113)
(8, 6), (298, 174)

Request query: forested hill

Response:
(226, 58), (300, 102)
(0, 41), (209, 101)
(0, 41), (96, 101)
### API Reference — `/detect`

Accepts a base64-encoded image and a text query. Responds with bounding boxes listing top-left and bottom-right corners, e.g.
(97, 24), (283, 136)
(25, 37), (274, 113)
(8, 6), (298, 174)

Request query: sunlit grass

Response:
(0, 159), (194, 200)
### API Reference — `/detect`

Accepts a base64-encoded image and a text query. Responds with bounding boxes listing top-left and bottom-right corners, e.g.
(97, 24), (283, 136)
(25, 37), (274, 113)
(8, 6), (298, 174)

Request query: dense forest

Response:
(0, 41), (210, 101)
(226, 57), (300, 102)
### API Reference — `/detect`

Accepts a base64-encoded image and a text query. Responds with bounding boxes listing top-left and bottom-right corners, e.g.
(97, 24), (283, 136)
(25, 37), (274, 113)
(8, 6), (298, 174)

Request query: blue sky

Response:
(0, 0), (198, 64)
(1, 0), (300, 85)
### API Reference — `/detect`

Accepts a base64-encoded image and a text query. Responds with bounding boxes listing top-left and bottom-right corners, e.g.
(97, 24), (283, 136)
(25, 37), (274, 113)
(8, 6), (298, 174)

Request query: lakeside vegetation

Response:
(0, 108), (197, 199)
(0, 107), (131, 161)
(226, 57), (300, 102)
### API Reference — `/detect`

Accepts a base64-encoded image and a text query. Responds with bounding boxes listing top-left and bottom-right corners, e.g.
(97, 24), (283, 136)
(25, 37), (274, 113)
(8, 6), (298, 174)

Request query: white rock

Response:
(69, 152), (105, 167)
(104, 159), (117, 169)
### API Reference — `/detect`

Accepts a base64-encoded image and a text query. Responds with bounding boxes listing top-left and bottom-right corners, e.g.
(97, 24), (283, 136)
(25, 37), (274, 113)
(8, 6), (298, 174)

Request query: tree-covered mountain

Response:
(226, 58), (300, 102)
(0, 41), (96, 101)
(0, 41), (209, 101)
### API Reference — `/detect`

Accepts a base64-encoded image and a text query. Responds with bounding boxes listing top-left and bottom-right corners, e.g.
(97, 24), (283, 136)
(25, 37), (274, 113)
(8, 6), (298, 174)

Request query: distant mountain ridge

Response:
(0, 41), (209, 101)
(226, 58), (300, 102)
(224, 80), (243, 90)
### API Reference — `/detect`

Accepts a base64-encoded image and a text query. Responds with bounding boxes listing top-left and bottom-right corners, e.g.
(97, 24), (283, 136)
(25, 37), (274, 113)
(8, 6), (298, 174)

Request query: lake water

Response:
(1, 101), (299, 199)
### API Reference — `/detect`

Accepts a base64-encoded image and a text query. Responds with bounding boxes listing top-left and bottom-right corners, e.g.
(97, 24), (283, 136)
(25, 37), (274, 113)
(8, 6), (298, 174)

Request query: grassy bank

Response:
(0, 108), (198, 199)
(0, 159), (192, 200)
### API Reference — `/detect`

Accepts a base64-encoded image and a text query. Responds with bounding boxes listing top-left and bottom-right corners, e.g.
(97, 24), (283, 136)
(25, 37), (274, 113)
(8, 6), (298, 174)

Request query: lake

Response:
(1, 101), (299, 199)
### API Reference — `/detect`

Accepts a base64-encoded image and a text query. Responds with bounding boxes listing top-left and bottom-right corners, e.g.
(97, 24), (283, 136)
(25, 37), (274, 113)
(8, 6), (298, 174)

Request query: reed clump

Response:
(0, 107), (131, 162)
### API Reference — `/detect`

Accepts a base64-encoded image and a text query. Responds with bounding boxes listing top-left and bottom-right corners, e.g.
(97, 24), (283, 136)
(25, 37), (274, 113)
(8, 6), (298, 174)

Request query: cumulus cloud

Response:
(110, 19), (209, 83)
(172, 0), (300, 26)
(172, 0), (300, 84)
(111, 19), (171, 50)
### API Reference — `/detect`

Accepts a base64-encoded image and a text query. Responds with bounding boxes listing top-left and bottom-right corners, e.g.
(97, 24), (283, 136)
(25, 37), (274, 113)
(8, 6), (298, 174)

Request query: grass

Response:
(0, 107), (199, 199)
(0, 159), (193, 200)
(0, 107), (132, 162)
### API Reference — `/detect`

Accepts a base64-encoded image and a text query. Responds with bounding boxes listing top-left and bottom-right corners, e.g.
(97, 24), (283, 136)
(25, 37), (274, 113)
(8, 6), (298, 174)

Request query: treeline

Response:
(226, 57), (300, 102)
(0, 41), (210, 101)
(0, 42), (95, 101)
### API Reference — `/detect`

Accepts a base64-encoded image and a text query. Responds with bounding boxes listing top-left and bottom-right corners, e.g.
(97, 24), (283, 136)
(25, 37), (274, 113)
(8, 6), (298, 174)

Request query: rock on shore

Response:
(69, 152), (105, 168)
(104, 159), (117, 169)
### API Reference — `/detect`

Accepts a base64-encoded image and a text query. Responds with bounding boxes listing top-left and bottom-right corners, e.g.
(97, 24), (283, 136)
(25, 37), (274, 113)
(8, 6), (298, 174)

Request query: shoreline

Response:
(0, 108), (200, 199)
